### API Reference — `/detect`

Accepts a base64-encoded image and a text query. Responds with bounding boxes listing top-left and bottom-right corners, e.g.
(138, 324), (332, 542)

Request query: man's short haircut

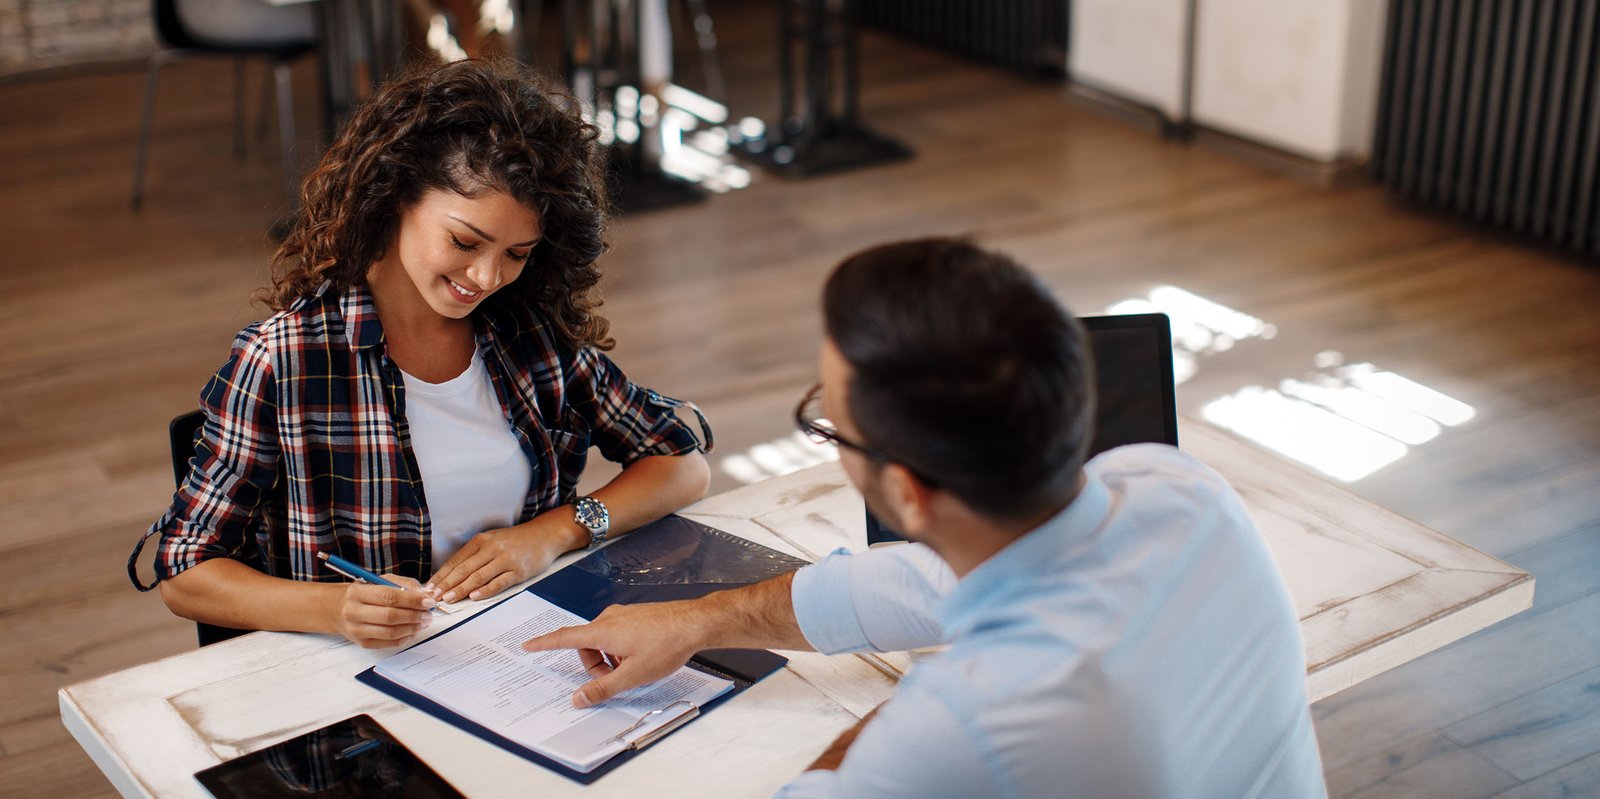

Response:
(823, 237), (1094, 521)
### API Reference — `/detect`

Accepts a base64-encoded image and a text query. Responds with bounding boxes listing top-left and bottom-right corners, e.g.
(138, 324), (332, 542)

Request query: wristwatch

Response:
(574, 496), (611, 550)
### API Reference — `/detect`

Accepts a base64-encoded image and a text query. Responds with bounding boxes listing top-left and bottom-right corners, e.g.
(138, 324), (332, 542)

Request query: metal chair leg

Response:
(273, 60), (300, 209)
(233, 58), (247, 160)
(257, 62), (273, 140)
(684, 0), (724, 100)
(131, 50), (181, 211)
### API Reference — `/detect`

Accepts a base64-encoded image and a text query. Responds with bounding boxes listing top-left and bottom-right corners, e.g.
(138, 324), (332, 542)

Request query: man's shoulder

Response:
(1088, 442), (1219, 481)
(905, 626), (1082, 713)
(1087, 443), (1239, 513)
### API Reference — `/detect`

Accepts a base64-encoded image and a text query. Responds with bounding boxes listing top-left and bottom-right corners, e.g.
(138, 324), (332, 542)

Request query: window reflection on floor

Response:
(1107, 285), (1278, 385)
(1108, 287), (1475, 483)
(715, 286), (1479, 487)
(719, 431), (838, 485)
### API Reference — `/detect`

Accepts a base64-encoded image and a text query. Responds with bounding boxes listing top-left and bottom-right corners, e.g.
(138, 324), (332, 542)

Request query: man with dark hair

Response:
(524, 238), (1327, 797)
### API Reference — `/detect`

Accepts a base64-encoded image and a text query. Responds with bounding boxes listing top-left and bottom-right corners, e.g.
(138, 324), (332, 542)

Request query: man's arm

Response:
(524, 542), (955, 707)
(521, 571), (809, 707)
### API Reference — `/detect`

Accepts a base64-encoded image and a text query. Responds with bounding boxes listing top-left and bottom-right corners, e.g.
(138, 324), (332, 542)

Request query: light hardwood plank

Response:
(1313, 591), (1600, 770)
(1491, 751), (1600, 798)
(1443, 664), (1600, 781)
(1503, 525), (1600, 616)
(1341, 739), (1517, 799)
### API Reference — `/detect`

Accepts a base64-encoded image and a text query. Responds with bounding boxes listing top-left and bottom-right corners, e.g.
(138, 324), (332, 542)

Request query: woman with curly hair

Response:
(131, 59), (712, 649)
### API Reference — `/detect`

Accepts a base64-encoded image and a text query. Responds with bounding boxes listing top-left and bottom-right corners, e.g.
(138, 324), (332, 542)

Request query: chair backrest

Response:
(168, 410), (251, 647)
(168, 410), (205, 487)
(151, 0), (316, 55)
(152, 0), (205, 50)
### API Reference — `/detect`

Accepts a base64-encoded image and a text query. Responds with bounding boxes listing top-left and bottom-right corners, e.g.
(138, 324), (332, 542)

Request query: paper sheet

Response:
(375, 591), (731, 772)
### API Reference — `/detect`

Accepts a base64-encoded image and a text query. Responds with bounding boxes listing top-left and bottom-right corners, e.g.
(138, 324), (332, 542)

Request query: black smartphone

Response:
(195, 714), (464, 798)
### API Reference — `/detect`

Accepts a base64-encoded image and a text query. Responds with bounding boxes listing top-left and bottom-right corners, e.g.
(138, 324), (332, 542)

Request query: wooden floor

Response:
(3, 4), (1599, 796)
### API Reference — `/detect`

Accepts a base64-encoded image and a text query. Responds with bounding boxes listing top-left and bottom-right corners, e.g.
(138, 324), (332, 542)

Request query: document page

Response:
(374, 591), (732, 773)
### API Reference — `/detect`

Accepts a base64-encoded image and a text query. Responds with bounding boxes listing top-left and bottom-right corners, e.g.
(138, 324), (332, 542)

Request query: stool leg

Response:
(257, 66), (273, 140)
(131, 51), (177, 211)
(683, 0), (724, 100)
(273, 61), (300, 209)
(233, 58), (247, 160)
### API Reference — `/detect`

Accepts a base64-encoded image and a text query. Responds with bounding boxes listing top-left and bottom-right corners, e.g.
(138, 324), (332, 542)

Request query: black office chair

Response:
(132, 0), (317, 210)
(168, 410), (252, 647)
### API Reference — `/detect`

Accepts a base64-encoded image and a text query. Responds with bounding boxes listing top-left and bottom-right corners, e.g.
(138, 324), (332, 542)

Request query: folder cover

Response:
(357, 514), (810, 783)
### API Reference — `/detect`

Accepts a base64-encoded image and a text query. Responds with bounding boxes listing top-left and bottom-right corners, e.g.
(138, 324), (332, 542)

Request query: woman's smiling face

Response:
(376, 187), (543, 320)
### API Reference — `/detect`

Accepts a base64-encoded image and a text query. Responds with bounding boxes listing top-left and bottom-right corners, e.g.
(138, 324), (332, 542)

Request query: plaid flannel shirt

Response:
(133, 283), (708, 589)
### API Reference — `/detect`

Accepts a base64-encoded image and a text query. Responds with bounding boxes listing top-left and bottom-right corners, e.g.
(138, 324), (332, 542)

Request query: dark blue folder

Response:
(357, 515), (810, 784)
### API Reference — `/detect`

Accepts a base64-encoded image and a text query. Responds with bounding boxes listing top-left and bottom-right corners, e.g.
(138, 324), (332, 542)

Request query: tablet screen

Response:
(195, 714), (464, 798)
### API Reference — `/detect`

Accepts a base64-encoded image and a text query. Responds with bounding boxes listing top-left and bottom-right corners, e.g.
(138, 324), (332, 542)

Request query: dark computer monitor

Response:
(864, 312), (1177, 545)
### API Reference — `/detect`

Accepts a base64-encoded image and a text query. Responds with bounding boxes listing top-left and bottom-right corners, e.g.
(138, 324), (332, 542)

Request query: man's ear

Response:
(880, 463), (937, 535)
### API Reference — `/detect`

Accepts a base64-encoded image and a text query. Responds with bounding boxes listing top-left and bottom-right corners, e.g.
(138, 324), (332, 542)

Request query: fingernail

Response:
(443, 591), (456, 602)
(423, 582), (435, 591)
(419, 614), (433, 626)
(421, 598), (437, 609)
(573, 692), (591, 708)
(469, 590), (481, 600)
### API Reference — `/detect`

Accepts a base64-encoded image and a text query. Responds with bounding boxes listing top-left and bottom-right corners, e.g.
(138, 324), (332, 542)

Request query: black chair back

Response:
(168, 410), (251, 647)
(168, 410), (205, 487)
(151, 0), (316, 55)
(153, 0), (206, 50)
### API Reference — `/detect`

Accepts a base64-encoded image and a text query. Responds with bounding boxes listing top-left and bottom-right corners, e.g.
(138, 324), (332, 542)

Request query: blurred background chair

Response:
(131, 0), (318, 210)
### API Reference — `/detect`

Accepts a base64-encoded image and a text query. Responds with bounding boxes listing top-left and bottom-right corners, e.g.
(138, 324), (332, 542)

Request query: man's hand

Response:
(330, 576), (435, 648)
(427, 514), (581, 602)
(521, 600), (709, 707)
(523, 572), (809, 708)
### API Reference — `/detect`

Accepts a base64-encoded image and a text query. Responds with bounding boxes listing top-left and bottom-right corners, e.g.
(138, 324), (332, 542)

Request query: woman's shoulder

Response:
(228, 283), (358, 359)
(482, 300), (569, 359)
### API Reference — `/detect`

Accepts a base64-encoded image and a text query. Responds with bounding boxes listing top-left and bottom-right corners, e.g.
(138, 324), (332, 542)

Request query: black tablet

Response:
(195, 714), (464, 798)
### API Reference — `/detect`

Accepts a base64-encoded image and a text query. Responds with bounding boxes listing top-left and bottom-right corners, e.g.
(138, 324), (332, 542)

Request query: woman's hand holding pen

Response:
(330, 576), (436, 648)
(426, 512), (583, 603)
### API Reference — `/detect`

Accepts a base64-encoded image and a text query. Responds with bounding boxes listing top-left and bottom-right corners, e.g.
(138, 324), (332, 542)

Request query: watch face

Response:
(576, 498), (608, 530)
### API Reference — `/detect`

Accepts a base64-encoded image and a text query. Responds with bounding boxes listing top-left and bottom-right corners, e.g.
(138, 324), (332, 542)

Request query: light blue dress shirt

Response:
(778, 444), (1327, 798)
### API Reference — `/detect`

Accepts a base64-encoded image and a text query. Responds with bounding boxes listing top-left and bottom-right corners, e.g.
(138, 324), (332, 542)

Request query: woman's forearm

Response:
(426, 452), (713, 601)
(590, 451), (711, 540)
(531, 451), (713, 555)
(158, 558), (342, 634)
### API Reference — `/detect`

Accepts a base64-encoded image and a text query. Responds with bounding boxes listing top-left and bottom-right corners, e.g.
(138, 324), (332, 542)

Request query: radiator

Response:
(1372, 0), (1600, 256)
(855, 0), (1068, 75)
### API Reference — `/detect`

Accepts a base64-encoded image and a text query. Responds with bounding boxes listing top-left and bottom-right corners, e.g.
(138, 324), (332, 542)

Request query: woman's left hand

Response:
(426, 515), (581, 602)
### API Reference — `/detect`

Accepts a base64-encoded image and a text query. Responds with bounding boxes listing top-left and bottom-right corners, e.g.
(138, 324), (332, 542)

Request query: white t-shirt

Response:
(401, 350), (533, 569)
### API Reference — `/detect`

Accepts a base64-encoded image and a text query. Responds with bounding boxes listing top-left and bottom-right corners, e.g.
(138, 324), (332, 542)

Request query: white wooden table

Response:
(60, 421), (1533, 797)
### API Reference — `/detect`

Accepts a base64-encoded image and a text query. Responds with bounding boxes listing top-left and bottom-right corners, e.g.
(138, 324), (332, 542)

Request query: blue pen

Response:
(317, 551), (404, 589)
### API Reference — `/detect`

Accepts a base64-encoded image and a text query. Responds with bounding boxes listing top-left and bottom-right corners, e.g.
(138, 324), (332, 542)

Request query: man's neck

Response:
(933, 477), (1083, 578)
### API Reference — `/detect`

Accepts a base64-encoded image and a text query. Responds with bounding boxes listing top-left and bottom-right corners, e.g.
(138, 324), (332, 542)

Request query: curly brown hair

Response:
(266, 58), (614, 350)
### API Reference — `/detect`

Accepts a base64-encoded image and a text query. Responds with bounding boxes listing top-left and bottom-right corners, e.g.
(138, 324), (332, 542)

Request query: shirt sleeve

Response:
(565, 346), (706, 465)
(791, 544), (955, 654)
(772, 684), (993, 799)
(149, 330), (282, 581)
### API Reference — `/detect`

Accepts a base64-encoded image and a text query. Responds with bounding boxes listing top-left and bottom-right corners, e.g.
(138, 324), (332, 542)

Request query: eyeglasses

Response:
(793, 383), (939, 486)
